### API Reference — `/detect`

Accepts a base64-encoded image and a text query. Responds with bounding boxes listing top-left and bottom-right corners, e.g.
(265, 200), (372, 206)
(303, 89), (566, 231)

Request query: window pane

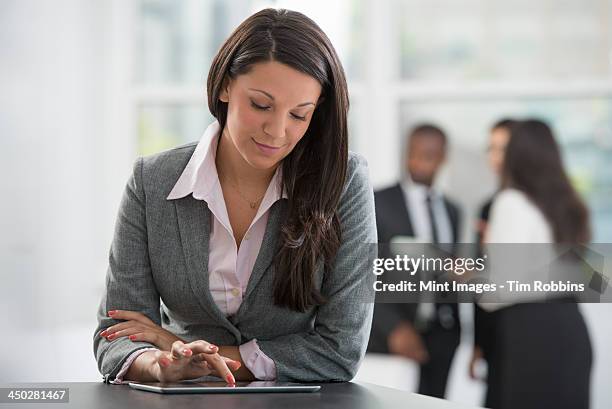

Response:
(136, 0), (232, 85)
(138, 104), (212, 156)
(395, 0), (612, 81)
(399, 98), (612, 241)
(348, 99), (360, 151)
(136, 0), (365, 83)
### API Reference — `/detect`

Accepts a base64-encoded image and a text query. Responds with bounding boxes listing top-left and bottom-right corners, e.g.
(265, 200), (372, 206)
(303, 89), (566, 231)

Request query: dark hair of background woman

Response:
(491, 118), (516, 132)
(207, 8), (349, 312)
(502, 119), (591, 243)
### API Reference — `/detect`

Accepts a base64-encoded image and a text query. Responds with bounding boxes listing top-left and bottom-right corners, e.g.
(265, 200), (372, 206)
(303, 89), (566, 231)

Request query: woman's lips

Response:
(253, 138), (282, 156)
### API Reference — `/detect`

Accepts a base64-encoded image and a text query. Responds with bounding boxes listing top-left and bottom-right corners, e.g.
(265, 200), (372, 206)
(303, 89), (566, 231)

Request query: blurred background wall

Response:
(1, 0), (611, 407)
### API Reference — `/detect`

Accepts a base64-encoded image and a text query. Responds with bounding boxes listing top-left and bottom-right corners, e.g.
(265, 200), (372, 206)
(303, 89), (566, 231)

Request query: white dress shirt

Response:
(400, 177), (453, 324)
(400, 177), (453, 244)
(479, 188), (554, 311)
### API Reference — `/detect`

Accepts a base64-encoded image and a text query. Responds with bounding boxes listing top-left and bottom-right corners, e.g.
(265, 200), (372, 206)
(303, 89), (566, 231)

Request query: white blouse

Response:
(486, 188), (553, 244)
(480, 188), (555, 311)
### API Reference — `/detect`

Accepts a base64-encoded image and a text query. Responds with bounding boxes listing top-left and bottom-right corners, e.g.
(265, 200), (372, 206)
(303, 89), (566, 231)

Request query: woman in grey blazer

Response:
(93, 8), (376, 386)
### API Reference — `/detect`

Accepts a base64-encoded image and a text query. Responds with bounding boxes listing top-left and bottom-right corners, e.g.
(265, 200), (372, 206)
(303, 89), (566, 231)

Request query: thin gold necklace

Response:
(227, 180), (264, 209)
(216, 133), (264, 209)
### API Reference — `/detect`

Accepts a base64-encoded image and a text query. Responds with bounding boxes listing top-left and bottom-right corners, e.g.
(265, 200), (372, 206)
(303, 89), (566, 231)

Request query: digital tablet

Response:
(128, 380), (321, 394)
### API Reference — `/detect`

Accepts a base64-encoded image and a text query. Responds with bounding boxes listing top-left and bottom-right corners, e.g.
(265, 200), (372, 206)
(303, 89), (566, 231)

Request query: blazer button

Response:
(231, 288), (240, 297)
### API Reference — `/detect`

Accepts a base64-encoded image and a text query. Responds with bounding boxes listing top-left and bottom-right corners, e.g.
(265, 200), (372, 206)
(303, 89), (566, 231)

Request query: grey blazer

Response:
(93, 143), (377, 383)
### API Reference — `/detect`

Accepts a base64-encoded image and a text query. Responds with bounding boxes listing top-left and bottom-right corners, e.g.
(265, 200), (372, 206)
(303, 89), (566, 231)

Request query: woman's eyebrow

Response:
(248, 88), (315, 107)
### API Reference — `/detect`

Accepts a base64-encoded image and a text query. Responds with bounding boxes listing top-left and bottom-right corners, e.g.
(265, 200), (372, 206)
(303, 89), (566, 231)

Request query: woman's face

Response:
(220, 60), (322, 170)
(487, 127), (511, 176)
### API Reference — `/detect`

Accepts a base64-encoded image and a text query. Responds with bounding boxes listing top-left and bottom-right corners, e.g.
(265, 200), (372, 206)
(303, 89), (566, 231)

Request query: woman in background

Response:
(475, 119), (515, 244)
(469, 119), (515, 394)
(479, 119), (592, 409)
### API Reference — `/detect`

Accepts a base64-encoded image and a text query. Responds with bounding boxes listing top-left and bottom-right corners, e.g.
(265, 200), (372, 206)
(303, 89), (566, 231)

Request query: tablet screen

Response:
(128, 380), (321, 394)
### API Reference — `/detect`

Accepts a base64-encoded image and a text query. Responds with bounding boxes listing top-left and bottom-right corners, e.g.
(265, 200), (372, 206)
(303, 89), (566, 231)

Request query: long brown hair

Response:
(207, 9), (349, 311)
(502, 119), (590, 243)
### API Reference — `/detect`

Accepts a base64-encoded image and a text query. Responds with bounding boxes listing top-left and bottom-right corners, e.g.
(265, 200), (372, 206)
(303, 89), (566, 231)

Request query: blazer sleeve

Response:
(257, 154), (377, 382)
(93, 157), (162, 383)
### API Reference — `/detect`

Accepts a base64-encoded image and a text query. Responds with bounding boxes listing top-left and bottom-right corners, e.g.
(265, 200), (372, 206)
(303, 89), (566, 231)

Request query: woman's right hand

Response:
(468, 346), (485, 381)
(147, 340), (241, 384)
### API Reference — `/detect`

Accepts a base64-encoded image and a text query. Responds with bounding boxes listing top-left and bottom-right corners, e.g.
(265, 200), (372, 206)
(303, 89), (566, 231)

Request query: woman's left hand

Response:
(100, 310), (184, 351)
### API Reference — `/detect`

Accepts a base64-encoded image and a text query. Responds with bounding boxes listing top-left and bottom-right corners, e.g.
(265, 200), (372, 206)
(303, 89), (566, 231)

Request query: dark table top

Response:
(0, 381), (482, 409)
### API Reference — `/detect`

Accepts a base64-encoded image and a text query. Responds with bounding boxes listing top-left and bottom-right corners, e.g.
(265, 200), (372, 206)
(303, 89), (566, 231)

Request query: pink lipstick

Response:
(253, 138), (282, 156)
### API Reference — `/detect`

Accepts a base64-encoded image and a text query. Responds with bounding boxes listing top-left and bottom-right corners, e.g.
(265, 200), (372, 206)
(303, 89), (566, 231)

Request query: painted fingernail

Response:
(209, 345), (218, 351)
(226, 374), (235, 384)
(100, 330), (108, 336)
(108, 334), (116, 339)
(108, 311), (116, 316)
(129, 335), (136, 341)
(182, 349), (191, 356)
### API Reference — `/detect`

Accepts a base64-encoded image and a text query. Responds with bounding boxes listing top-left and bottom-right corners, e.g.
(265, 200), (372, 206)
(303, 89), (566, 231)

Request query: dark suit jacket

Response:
(367, 183), (461, 353)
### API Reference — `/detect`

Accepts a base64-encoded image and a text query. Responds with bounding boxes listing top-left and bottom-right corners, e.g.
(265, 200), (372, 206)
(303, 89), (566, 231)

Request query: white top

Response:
(480, 188), (555, 311)
(487, 188), (553, 244)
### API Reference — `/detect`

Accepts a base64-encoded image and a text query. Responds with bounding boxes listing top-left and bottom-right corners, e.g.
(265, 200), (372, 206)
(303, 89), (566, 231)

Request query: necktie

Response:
(416, 190), (439, 329)
(425, 190), (456, 329)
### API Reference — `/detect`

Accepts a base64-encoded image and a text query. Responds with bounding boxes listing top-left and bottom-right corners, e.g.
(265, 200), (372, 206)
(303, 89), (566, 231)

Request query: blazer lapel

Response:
(241, 199), (286, 303)
(174, 196), (238, 332)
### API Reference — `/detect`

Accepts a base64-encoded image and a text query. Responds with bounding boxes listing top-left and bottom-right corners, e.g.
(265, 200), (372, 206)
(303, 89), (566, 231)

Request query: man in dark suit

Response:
(367, 124), (461, 399)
